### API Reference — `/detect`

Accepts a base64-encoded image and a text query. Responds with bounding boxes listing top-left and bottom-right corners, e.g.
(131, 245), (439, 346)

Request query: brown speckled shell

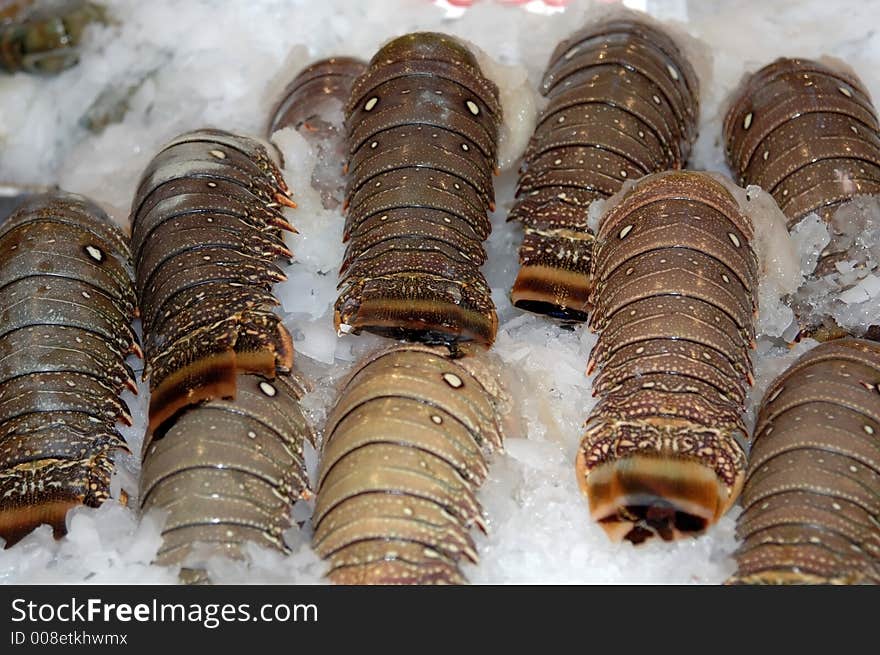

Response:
(724, 57), (880, 227)
(508, 18), (699, 321)
(577, 171), (758, 544)
(313, 343), (507, 584)
(268, 56), (366, 137)
(131, 128), (296, 433)
(730, 338), (880, 585)
(335, 32), (501, 346)
(133, 129), (313, 579)
(0, 191), (137, 547)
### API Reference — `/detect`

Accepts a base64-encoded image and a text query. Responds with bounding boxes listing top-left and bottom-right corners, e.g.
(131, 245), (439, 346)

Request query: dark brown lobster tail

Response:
(0, 191), (138, 547)
(268, 56), (367, 209)
(268, 56), (367, 137)
(724, 57), (880, 227)
(336, 32), (502, 346)
(133, 128), (312, 575)
(313, 344), (506, 584)
(508, 18), (700, 321)
(730, 338), (880, 584)
(131, 128), (296, 433)
(578, 171), (758, 544)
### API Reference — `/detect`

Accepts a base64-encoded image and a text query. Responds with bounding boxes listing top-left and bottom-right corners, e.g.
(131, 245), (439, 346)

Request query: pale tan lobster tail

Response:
(313, 344), (506, 584)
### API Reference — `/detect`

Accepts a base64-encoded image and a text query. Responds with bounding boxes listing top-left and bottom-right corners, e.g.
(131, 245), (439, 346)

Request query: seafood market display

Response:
(3, 0), (880, 587)
(579, 171), (758, 544)
(132, 128), (312, 573)
(268, 56), (367, 209)
(0, 191), (137, 547)
(335, 32), (502, 346)
(313, 344), (507, 584)
(0, 0), (106, 75)
(730, 338), (880, 584)
(508, 18), (699, 321)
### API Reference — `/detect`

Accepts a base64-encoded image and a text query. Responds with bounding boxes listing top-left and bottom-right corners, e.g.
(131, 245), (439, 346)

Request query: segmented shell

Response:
(130, 128), (297, 433)
(313, 343), (507, 584)
(0, 0), (106, 74)
(0, 191), (138, 547)
(724, 57), (880, 227)
(140, 372), (314, 581)
(730, 338), (880, 584)
(508, 18), (699, 321)
(336, 32), (502, 346)
(267, 56), (366, 209)
(133, 129), (313, 578)
(578, 171), (758, 544)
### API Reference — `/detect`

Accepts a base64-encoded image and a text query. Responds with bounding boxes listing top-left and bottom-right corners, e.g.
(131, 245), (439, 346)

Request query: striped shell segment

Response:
(508, 18), (699, 321)
(724, 57), (880, 227)
(578, 171), (758, 544)
(0, 191), (138, 547)
(267, 56), (366, 209)
(313, 344), (507, 584)
(730, 338), (880, 584)
(336, 32), (502, 346)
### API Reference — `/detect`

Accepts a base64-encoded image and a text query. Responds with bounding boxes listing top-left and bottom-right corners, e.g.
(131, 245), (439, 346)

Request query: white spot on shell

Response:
(667, 64), (679, 81)
(85, 245), (103, 262)
(743, 113), (753, 130)
(209, 149), (226, 159)
(364, 97), (379, 111)
(442, 372), (463, 388)
(865, 425), (875, 435)
(839, 86), (853, 97)
(466, 100), (480, 115)
(461, 143), (469, 151)
(728, 232), (741, 247)
(619, 224), (634, 239)
(431, 415), (443, 425)
(259, 381), (277, 397)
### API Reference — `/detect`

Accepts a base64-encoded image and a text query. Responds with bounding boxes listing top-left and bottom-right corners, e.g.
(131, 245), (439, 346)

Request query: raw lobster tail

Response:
(132, 128), (312, 576)
(131, 128), (296, 433)
(0, 191), (138, 547)
(268, 56), (367, 209)
(508, 18), (699, 321)
(336, 32), (502, 346)
(313, 344), (507, 584)
(578, 171), (758, 543)
(724, 57), (880, 227)
(0, 0), (106, 74)
(730, 339), (880, 584)
(268, 56), (366, 137)
(141, 373), (314, 580)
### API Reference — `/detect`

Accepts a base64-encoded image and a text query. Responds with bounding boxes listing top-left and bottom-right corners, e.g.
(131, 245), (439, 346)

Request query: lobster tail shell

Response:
(336, 32), (502, 346)
(508, 18), (700, 321)
(0, 191), (136, 547)
(578, 171), (757, 544)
